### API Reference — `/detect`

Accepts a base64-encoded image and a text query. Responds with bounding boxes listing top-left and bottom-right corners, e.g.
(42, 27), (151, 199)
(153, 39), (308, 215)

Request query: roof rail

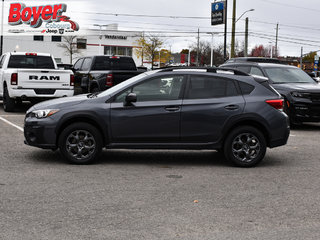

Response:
(158, 66), (249, 76)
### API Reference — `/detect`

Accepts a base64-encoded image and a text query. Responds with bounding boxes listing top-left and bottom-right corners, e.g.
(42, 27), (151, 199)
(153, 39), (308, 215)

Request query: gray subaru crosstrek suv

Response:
(24, 67), (290, 167)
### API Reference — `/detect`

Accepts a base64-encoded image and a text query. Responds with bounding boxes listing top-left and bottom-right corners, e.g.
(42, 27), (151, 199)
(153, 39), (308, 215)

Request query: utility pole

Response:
(231, 0), (236, 58)
(275, 23), (279, 57)
(244, 17), (248, 57)
(300, 47), (303, 69)
(0, 0), (4, 55)
(197, 28), (200, 66)
(223, 0), (228, 62)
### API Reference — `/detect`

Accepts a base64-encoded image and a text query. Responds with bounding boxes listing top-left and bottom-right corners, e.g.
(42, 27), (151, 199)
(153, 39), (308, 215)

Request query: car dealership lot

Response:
(1, 102), (320, 239)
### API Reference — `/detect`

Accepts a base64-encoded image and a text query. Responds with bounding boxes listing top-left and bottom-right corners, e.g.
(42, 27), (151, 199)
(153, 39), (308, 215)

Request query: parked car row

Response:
(2, 52), (318, 167)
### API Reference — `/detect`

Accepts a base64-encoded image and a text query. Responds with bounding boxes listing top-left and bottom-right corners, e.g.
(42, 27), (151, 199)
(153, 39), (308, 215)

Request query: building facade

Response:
(3, 28), (143, 66)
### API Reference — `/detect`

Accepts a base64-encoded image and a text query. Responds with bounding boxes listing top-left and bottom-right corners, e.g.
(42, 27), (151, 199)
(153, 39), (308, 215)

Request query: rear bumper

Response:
(269, 125), (290, 148)
(8, 88), (74, 99)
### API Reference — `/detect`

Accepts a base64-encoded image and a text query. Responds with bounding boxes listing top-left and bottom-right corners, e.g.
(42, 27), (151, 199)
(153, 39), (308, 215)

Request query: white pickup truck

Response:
(0, 52), (74, 112)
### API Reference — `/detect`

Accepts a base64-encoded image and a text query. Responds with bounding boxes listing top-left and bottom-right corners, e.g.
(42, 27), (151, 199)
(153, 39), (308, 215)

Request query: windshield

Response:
(98, 70), (160, 97)
(265, 67), (315, 84)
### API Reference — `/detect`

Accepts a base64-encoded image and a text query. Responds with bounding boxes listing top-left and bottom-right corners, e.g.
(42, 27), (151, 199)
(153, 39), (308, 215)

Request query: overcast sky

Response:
(3, 0), (320, 57)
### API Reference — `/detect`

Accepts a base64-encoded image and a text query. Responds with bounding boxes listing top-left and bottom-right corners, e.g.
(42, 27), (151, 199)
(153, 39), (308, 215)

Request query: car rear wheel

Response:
(224, 126), (266, 167)
(58, 122), (103, 164)
(3, 87), (15, 112)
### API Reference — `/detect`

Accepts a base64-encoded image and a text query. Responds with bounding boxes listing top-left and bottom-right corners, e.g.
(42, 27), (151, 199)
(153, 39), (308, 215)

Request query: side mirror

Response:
(125, 92), (137, 105)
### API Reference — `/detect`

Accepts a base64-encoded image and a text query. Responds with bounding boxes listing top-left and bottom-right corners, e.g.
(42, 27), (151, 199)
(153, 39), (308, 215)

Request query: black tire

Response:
(224, 126), (266, 167)
(58, 122), (103, 164)
(3, 87), (15, 112)
(91, 86), (100, 93)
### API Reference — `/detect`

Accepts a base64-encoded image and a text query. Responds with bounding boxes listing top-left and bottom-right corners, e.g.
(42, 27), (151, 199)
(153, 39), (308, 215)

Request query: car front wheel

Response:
(224, 126), (266, 167)
(58, 122), (103, 164)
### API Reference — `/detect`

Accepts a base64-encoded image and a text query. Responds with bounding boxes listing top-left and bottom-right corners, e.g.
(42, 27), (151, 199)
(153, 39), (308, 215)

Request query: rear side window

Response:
(81, 58), (92, 71)
(239, 82), (255, 95)
(186, 76), (238, 99)
(8, 55), (55, 69)
(92, 56), (136, 71)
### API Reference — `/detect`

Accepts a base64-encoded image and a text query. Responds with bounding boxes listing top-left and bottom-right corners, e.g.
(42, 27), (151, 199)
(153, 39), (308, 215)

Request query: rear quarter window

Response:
(238, 82), (255, 95)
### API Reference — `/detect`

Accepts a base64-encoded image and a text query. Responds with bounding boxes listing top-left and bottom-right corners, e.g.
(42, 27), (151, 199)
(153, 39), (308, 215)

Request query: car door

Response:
(180, 74), (245, 143)
(79, 57), (93, 92)
(73, 58), (84, 95)
(110, 74), (185, 143)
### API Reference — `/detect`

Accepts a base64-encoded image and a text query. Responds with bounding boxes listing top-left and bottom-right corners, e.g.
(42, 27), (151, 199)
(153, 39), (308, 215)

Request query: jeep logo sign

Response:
(29, 76), (60, 81)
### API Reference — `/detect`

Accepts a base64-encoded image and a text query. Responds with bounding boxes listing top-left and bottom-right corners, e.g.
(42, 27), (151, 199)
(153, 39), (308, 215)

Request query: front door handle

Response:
(224, 105), (239, 111)
(165, 106), (180, 112)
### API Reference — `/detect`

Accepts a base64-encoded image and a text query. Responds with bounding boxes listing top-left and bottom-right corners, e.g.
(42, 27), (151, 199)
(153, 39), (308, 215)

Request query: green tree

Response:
(135, 35), (163, 69)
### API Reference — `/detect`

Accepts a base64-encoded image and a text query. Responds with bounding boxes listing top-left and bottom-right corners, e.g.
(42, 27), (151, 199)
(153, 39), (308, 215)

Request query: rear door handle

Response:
(165, 106), (180, 112)
(224, 105), (239, 111)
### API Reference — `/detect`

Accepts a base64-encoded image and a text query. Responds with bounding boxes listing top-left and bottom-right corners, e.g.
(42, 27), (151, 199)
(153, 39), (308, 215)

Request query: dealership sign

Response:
(211, 1), (226, 26)
(8, 3), (79, 34)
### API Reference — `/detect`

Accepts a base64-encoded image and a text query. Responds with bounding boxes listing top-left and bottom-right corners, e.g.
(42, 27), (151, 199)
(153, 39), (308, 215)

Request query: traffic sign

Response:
(211, 1), (226, 26)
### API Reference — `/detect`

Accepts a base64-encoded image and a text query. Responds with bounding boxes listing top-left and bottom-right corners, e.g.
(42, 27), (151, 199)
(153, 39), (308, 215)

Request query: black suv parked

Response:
(221, 62), (320, 125)
(24, 67), (290, 167)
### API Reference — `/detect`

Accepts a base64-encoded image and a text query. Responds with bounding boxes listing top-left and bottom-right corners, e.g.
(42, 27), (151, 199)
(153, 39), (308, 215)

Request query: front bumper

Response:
(24, 117), (57, 149)
(289, 101), (320, 122)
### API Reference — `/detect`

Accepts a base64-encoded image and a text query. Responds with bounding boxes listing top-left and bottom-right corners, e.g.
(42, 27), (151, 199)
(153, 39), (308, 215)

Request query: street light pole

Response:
(231, 8), (254, 58)
(93, 24), (110, 55)
(210, 33), (214, 67)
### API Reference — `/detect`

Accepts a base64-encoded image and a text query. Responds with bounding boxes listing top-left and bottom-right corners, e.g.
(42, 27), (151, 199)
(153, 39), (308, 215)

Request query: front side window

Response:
(186, 75), (238, 99)
(73, 59), (84, 70)
(115, 75), (184, 102)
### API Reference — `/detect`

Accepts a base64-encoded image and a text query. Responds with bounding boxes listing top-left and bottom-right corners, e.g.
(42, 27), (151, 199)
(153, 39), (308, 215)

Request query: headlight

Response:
(291, 92), (310, 98)
(31, 109), (60, 119)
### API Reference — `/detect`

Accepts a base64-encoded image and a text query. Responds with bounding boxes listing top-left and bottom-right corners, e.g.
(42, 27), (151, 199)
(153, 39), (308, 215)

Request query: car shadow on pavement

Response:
(29, 149), (284, 168)
(291, 123), (320, 131)
(0, 100), (33, 113)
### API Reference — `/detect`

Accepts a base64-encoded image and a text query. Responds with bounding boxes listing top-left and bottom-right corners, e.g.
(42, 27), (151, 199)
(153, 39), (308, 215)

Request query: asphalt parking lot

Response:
(1, 101), (320, 240)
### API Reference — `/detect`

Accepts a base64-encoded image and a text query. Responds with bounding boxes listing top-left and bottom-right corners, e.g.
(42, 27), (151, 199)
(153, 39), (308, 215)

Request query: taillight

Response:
(11, 73), (18, 85)
(70, 74), (75, 86)
(106, 74), (113, 87)
(266, 99), (284, 110)
(26, 53), (37, 56)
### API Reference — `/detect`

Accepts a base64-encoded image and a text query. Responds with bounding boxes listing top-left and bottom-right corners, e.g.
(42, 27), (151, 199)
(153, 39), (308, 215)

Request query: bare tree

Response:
(58, 36), (81, 64)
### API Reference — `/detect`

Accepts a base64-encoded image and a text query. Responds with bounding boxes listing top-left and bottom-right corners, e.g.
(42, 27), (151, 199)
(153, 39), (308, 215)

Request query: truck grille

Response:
(34, 89), (56, 95)
(310, 93), (320, 102)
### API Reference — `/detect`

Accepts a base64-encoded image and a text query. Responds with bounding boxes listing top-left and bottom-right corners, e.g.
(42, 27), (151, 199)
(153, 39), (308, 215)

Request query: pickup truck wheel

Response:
(224, 126), (266, 168)
(58, 122), (102, 164)
(3, 87), (15, 112)
(91, 86), (100, 93)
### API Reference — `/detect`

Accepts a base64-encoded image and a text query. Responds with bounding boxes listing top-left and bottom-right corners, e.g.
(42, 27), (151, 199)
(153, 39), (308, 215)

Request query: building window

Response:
(104, 46), (133, 56)
(77, 39), (87, 49)
(34, 36), (44, 41)
(52, 36), (62, 42)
